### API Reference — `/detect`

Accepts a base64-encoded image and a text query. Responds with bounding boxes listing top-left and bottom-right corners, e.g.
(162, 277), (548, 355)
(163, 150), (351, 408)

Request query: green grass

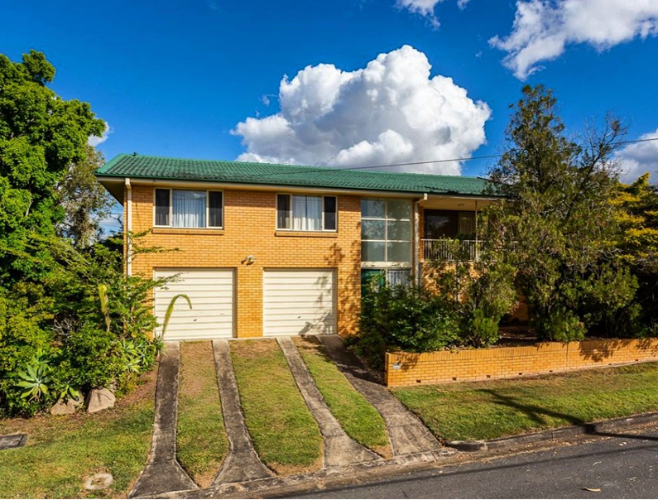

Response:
(0, 372), (155, 498)
(176, 341), (228, 487)
(230, 340), (322, 474)
(393, 362), (658, 442)
(294, 337), (390, 456)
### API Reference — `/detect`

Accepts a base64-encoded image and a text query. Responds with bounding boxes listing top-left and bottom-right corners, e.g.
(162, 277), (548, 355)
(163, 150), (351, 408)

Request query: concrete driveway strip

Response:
(130, 342), (197, 498)
(278, 336), (381, 467)
(211, 339), (274, 485)
(318, 335), (441, 457)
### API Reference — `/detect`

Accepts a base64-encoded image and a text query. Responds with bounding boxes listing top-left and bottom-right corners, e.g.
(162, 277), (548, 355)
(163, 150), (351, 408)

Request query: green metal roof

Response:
(96, 154), (495, 197)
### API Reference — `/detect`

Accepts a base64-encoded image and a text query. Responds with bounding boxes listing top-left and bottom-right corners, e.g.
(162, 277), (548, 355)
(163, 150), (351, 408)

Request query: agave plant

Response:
(16, 360), (51, 401)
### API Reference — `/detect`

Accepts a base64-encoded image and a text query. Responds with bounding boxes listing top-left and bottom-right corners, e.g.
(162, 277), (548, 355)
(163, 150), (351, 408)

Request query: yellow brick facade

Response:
(386, 339), (658, 386)
(128, 185), (362, 338)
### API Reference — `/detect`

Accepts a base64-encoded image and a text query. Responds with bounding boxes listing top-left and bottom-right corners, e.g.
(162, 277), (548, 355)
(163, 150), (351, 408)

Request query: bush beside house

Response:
(0, 50), (166, 417)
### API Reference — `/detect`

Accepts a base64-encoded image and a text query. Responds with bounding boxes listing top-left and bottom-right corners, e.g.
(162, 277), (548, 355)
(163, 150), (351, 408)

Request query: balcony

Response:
(422, 239), (480, 262)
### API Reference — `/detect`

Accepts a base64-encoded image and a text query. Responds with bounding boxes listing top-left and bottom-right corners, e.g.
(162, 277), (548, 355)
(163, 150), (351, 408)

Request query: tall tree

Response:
(482, 85), (637, 340)
(56, 145), (115, 248)
(0, 50), (104, 285)
(614, 173), (658, 333)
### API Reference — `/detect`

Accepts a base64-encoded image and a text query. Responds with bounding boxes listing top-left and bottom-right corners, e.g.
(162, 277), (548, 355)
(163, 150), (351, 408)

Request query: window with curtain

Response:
(154, 189), (223, 228)
(361, 198), (412, 266)
(276, 194), (337, 231)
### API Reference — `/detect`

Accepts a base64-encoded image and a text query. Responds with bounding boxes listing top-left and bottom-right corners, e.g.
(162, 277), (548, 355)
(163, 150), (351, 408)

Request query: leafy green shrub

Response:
(533, 308), (586, 343)
(464, 309), (499, 348)
(354, 278), (460, 369)
(0, 234), (169, 417)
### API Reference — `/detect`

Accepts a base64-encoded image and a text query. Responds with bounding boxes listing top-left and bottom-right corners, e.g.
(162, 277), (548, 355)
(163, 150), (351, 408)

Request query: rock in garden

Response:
(50, 397), (82, 416)
(86, 389), (115, 413)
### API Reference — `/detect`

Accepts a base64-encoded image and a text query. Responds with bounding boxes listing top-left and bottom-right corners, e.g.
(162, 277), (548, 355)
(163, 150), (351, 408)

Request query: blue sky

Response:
(1, 0), (657, 180)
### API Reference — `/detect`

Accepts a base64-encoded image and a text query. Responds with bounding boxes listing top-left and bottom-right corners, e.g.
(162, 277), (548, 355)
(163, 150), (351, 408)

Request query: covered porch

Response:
(416, 195), (495, 263)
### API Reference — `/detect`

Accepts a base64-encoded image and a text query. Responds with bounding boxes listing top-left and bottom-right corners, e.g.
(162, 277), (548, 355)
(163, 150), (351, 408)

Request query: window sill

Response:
(275, 231), (338, 238)
(152, 227), (225, 235)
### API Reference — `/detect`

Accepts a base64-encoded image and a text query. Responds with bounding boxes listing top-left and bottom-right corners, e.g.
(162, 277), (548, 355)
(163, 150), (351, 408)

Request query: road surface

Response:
(299, 428), (658, 498)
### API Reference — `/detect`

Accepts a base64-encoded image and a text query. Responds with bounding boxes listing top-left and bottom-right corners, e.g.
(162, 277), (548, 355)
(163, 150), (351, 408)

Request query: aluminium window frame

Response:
(361, 198), (413, 269)
(152, 187), (224, 229)
(275, 193), (338, 232)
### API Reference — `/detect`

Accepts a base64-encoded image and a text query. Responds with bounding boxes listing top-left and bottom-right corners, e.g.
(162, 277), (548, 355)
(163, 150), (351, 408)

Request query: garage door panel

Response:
(263, 269), (336, 337)
(156, 290), (234, 299)
(154, 268), (234, 340)
(155, 299), (234, 310)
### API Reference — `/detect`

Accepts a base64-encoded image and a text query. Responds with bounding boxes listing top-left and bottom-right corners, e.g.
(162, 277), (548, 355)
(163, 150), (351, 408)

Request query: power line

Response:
(250, 136), (658, 179)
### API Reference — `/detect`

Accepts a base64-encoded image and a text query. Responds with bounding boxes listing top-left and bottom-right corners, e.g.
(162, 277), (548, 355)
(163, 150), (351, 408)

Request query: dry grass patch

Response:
(0, 370), (156, 498)
(177, 341), (228, 487)
(294, 337), (391, 457)
(230, 339), (322, 474)
(393, 362), (658, 442)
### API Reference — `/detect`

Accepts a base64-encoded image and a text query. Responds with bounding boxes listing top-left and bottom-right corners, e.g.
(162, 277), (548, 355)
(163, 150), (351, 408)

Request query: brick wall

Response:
(128, 185), (362, 338)
(385, 339), (658, 386)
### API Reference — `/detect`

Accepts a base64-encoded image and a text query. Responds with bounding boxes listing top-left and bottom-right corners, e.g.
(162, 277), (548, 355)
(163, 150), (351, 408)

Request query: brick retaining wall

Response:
(385, 339), (658, 387)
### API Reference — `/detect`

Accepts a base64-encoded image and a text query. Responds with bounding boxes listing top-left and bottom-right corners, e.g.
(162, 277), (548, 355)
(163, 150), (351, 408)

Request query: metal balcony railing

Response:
(422, 239), (480, 262)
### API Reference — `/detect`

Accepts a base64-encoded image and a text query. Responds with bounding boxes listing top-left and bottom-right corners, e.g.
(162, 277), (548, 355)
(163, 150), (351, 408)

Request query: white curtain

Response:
(292, 196), (322, 230)
(173, 190), (206, 228)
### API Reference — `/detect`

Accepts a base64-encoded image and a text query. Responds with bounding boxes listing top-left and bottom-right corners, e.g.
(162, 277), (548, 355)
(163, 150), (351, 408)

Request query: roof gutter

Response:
(95, 176), (499, 201)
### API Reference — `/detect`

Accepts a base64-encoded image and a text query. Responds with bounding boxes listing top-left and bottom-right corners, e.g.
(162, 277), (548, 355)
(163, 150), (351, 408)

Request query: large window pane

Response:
(208, 191), (223, 227)
(387, 242), (412, 263)
(172, 190), (206, 228)
(361, 220), (385, 240)
(361, 199), (386, 219)
(387, 200), (412, 220)
(424, 210), (458, 239)
(155, 189), (170, 226)
(362, 241), (385, 262)
(324, 196), (337, 230)
(277, 194), (291, 229)
(387, 220), (411, 241)
(292, 195), (322, 231)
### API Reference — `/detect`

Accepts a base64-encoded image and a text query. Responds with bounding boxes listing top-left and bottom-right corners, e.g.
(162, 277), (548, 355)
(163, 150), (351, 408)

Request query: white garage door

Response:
(154, 268), (234, 341)
(263, 269), (336, 337)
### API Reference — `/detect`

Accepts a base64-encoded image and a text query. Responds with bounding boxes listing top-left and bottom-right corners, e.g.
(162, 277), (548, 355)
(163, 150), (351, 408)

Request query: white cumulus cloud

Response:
(617, 129), (658, 183)
(233, 45), (491, 175)
(88, 121), (112, 147)
(396, 0), (470, 27)
(491, 0), (658, 79)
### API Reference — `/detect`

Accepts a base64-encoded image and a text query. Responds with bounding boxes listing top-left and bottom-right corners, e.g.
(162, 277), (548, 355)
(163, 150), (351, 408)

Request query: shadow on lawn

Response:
(483, 389), (658, 442)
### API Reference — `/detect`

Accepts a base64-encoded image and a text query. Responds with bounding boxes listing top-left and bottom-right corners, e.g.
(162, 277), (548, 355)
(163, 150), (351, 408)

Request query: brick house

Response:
(96, 154), (499, 341)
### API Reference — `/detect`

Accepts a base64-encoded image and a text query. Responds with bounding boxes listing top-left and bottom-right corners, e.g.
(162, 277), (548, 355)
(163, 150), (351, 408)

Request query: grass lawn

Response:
(294, 337), (391, 457)
(0, 371), (155, 498)
(393, 362), (658, 442)
(177, 341), (228, 487)
(230, 339), (323, 474)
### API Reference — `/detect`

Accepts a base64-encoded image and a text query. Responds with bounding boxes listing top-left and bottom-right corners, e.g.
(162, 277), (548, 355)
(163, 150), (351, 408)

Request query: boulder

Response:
(86, 388), (116, 413)
(50, 397), (82, 416)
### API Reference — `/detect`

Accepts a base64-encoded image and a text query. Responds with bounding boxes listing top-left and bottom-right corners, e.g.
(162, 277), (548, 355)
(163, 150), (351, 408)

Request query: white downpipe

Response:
(413, 193), (428, 286)
(125, 178), (132, 276)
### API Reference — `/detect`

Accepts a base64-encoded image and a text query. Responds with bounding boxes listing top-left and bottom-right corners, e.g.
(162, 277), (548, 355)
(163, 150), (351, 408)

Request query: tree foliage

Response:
(56, 145), (115, 248)
(613, 174), (658, 333)
(482, 85), (638, 340)
(0, 50), (104, 285)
